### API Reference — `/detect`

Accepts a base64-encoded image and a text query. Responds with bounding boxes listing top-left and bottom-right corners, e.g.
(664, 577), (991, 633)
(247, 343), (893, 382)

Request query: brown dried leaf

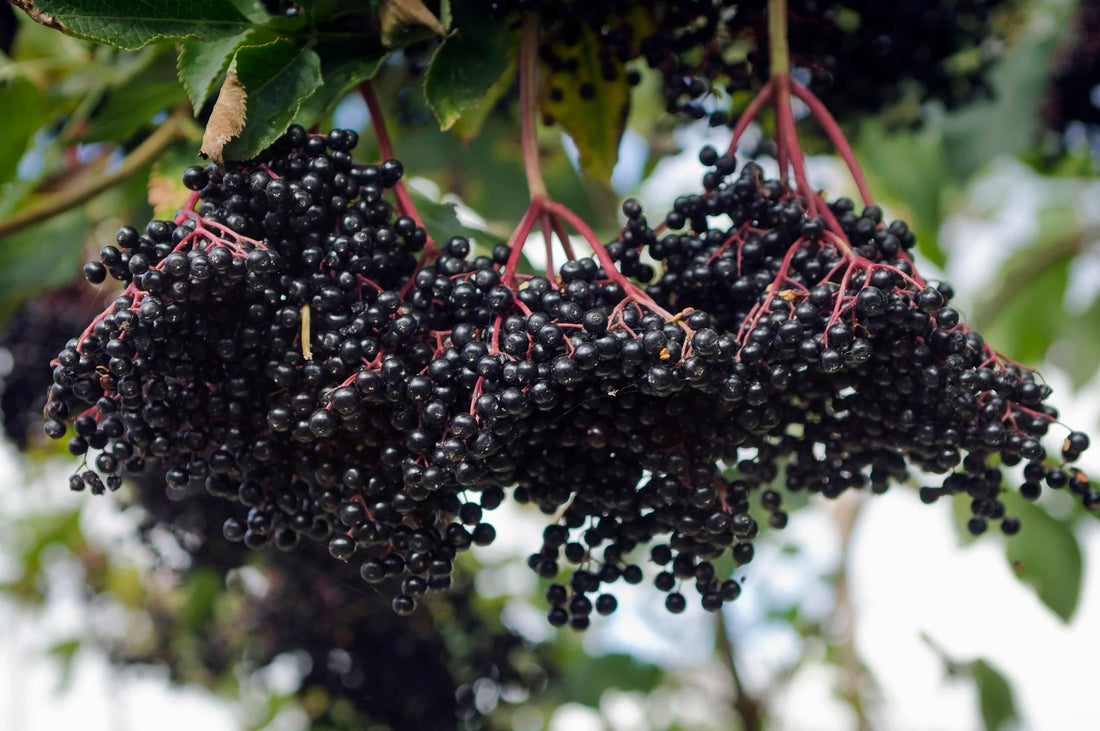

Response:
(380, 0), (445, 46)
(200, 70), (247, 164)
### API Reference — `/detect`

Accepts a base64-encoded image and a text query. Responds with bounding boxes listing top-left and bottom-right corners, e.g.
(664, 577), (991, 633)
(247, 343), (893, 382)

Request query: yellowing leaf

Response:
(540, 25), (630, 182)
(380, 0), (444, 46)
(200, 69), (247, 164)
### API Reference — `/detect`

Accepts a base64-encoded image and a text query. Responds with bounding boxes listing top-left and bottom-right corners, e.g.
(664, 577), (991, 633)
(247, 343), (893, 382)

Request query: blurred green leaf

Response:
(1004, 495), (1082, 622)
(971, 659), (1019, 731)
(0, 509), (84, 603)
(221, 40), (323, 161)
(0, 77), (47, 186)
(1059, 294), (1100, 389)
(0, 207), (88, 322)
(82, 79), (187, 144)
(976, 218), (1074, 365)
(941, 0), (1076, 181)
(407, 188), (505, 251)
(423, 3), (512, 130)
(553, 652), (662, 707)
(854, 120), (952, 267)
(46, 638), (83, 693)
(182, 568), (222, 629)
(36, 0), (256, 50)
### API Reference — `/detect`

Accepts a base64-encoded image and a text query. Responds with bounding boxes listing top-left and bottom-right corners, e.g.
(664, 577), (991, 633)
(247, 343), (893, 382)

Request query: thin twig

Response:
(0, 112), (193, 240)
(10, 1), (65, 32)
(716, 609), (764, 731)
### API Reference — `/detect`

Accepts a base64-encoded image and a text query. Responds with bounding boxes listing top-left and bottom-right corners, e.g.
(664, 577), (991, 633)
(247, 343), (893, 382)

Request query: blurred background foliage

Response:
(0, 0), (1098, 729)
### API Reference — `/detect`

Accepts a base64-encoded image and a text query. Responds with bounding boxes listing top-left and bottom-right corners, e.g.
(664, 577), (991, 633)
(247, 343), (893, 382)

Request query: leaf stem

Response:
(0, 112), (192, 240)
(520, 13), (548, 201)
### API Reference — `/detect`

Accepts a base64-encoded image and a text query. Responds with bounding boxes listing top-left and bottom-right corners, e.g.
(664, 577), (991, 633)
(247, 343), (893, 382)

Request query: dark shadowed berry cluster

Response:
(487, 0), (1013, 123)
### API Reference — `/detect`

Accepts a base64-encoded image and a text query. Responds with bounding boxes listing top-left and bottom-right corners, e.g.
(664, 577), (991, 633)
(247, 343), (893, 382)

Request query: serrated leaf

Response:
(292, 38), (389, 129)
(1005, 496), (1082, 622)
(540, 25), (630, 182)
(200, 69), (247, 164)
(178, 29), (270, 113)
(221, 41), (322, 161)
(448, 59), (516, 142)
(35, 0), (254, 50)
(971, 659), (1019, 731)
(423, 2), (512, 131)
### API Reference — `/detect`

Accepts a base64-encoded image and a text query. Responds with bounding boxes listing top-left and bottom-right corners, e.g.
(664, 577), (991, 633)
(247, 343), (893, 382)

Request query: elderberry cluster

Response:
(488, 0), (1011, 123)
(610, 147), (1099, 535)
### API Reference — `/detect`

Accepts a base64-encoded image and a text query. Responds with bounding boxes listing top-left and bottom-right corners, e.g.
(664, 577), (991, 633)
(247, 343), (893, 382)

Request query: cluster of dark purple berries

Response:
(612, 147), (1098, 535)
(489, 0), (1011, 123)
(43, 124), (1096, 629)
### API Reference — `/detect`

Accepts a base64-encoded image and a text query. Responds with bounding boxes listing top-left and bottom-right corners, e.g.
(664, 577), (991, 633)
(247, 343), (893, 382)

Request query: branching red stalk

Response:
(789, 81), (874, 208)
(726, 80), (775, 158)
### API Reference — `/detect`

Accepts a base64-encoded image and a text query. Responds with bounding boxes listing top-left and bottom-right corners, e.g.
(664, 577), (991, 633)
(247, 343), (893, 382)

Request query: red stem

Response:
(789, 80), (874, 208)
(774, 74), (818, 217)
(358, 81), (433, 251)
(520, 14), (548, 201)
(726, 80), (775, 158)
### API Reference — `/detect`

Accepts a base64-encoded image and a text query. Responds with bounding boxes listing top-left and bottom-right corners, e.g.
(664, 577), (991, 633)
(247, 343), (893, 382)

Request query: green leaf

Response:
(976, 236), (1072, 365)
(46, 639), (83, 693)
(182, 568), (222, 629)
(82, 79), (187, 144)
(540, 25), (630, 182)
(554, 652), (663, 707)
(1005, 496), (1083, 622)
(178, 29), (272, 113)
(0, 208), (89, 322)
(448, 58), (517, 143)
(36, 0), (255, 50)
(1060, 294), (1100, 389)
(941, 0), (1077, 181)
(423, 3), (513, 130)
(971, 659), (1019, 731)
(854, 120), (952, 267)
(292, 38), (389, 129)
(407, 188), (505, 250)
(0, 77), (46, 187)
(221, 40), (323, 161)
